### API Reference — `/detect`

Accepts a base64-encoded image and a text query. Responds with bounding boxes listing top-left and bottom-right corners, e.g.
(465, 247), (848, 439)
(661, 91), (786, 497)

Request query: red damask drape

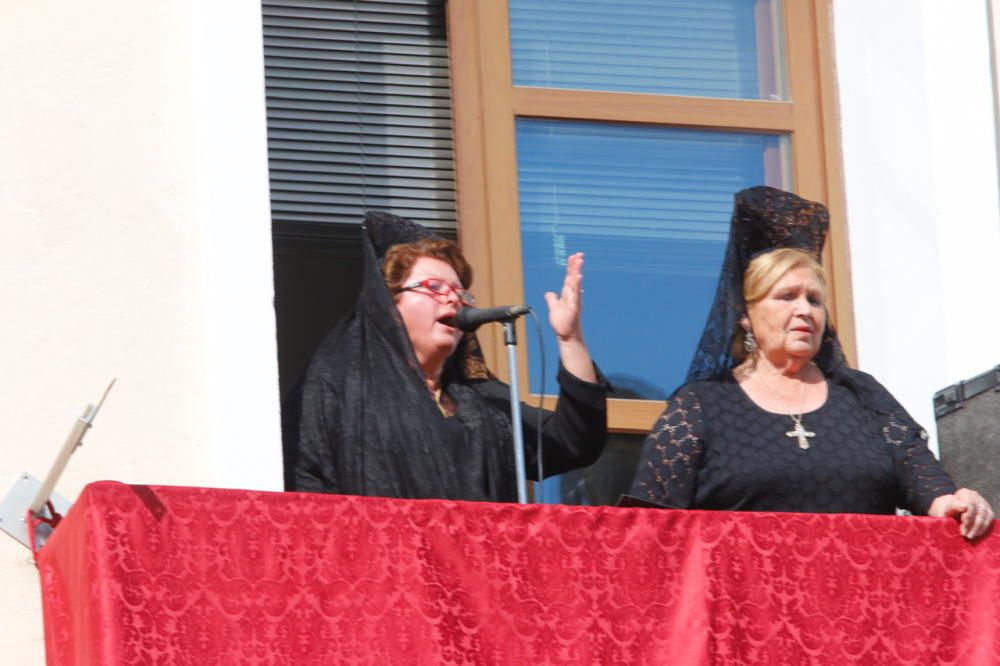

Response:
(37, 482), (1000, 665)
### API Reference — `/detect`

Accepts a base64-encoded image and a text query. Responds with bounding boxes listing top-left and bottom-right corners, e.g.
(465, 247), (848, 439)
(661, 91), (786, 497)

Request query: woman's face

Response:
(744, 266), (826, 363)
(394, 256), (465, 367)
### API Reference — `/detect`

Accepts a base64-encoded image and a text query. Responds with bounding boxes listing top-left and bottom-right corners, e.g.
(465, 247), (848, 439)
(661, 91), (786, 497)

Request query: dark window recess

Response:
(262, 0), (456, 397)
(550, 433), (646, 506)
(272, 222), (454, 399)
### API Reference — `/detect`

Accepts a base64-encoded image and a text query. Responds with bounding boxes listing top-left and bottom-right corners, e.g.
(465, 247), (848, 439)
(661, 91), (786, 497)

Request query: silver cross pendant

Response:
(786, 421), (815, 450)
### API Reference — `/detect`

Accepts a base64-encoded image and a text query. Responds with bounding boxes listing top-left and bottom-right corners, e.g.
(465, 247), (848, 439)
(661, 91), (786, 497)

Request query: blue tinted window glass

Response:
(509, 0), (785, 99)
(517, 119), (785, 400)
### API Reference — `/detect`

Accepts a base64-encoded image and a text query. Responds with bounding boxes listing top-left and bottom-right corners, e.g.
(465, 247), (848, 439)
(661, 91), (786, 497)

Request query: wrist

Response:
(555, 329), (585, 345)
(928, 493), (956, 517)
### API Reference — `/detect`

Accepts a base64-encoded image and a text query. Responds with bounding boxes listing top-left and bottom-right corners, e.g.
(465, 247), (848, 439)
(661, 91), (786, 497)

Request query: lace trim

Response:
(880, 413), (955, 512)
(636, 391), (703, 507)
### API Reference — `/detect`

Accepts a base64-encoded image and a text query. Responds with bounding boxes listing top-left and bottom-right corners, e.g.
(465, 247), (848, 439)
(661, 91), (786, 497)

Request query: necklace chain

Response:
(751, 367), (807, 417)
(748, 365), (816, 450)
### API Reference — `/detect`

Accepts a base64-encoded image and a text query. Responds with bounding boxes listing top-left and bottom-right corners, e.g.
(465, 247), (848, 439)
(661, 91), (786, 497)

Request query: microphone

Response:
(455, 304), (531, 332)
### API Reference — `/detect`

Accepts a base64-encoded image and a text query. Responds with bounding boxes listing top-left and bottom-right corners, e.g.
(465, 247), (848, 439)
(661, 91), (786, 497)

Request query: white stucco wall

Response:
(0, 1), (280, 661)
(834, 0), (1000, 452)
(193, 2), (283, 490)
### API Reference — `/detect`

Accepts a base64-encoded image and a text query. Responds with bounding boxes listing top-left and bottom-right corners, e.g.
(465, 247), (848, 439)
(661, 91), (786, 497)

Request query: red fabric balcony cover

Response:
(38, 482), (1000, 664)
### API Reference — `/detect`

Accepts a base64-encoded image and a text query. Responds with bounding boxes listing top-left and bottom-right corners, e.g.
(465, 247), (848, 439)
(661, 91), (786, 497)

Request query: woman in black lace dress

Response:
(630, 187), (994, 539)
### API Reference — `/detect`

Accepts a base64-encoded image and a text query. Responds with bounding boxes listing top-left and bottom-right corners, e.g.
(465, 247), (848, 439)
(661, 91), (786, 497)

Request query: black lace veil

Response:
(283, 211), (520, 499)
(685, 186), (847, 383)
(362, 211), (495, 379)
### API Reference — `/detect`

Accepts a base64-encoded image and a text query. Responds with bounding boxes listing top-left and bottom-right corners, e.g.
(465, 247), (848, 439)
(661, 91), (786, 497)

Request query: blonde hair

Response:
(743, 248), (826, 305)
(733, 248), (826, 360)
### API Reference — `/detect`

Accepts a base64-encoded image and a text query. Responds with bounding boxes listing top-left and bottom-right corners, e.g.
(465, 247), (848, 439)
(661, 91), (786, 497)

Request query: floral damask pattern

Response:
(39, 482), (999, 665)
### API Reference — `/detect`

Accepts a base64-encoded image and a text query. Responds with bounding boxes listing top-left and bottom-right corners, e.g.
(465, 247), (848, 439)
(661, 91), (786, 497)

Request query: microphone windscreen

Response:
(455, 305), (530, 332)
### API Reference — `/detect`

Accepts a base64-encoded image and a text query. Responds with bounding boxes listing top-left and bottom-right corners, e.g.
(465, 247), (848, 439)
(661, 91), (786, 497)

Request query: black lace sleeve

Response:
(629, 384), (706, 509)
(878, 399), (957, 516)
(848, 370), (957, 514)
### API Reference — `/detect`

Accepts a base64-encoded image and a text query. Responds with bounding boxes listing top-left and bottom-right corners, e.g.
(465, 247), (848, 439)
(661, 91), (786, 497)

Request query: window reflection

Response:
(510, 0), (787, 100)
(518, 119), (788, 399)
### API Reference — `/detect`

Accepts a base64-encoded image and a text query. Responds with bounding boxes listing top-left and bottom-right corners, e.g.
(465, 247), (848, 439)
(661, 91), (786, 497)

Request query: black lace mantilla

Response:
(687, 186), (844, 384)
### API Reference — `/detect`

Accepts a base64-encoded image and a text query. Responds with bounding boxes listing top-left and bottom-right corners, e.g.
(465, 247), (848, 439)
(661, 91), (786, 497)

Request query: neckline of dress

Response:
(728, 369), (830, 418)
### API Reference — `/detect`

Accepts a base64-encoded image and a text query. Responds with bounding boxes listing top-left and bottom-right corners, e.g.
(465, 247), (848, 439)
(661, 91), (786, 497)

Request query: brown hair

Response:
(733, 248), (827, 360)
(382, 238), (473, 293)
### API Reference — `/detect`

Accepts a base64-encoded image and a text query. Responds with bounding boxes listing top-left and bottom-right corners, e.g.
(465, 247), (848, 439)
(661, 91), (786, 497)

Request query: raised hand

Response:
(543, 252), (596, 383)
(544, 252), (586, 342)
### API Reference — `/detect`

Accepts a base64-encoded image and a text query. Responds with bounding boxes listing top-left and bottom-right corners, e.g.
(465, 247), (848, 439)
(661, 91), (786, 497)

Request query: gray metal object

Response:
(0, 473), (71, 550)
(935, 364), (1000, 508)
(0, 380), (114, 551)
(503, 320), (528, 504)
(934, 364), (1000, 418)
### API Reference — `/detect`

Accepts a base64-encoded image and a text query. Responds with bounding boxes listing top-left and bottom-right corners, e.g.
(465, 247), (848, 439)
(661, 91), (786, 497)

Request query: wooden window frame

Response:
(446, 0), (852, 432)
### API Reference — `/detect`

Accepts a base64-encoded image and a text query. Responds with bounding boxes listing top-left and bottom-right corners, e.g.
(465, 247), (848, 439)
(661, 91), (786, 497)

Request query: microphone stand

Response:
(502, 320), (529, 504)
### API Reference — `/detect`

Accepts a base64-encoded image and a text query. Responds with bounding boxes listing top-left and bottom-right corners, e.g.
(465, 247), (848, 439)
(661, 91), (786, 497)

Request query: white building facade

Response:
(1, 1), (997, 660)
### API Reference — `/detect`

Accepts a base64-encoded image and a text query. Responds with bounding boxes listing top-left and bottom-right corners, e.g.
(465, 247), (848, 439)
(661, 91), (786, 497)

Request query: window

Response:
(263, 0), (458, 396)
(447, 0), (852, 434)
(263, 0), (457, 230)
(517, 119), (787, 399)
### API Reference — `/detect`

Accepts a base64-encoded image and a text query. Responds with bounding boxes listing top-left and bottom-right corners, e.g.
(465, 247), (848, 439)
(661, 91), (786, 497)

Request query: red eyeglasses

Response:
(398, 278), (476, 306)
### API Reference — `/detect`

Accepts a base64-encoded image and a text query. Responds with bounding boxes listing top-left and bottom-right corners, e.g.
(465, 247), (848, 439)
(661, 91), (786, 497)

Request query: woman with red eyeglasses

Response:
(283, 211), (608, 501)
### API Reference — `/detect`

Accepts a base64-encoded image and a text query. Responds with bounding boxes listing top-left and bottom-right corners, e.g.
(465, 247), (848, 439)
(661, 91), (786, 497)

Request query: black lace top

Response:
(630, 372), (956, 514)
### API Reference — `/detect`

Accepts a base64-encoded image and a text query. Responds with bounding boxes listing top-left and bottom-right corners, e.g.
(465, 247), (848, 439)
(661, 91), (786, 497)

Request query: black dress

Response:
(287, 347), (608, 501)
(630, 370), (956, 514)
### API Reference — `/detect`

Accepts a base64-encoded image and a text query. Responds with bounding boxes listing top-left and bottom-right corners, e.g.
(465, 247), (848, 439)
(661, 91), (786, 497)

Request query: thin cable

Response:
(528, 309), (546, 501)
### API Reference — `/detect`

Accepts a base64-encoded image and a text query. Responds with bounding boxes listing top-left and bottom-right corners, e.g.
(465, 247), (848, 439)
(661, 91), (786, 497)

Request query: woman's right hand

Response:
(544, 252), (597, 383)
(928, 487), (995, 539)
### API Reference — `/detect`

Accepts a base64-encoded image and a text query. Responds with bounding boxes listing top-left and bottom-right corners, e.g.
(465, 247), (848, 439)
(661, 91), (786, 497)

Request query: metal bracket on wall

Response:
(0, 473), (71, 550)
(0, 379), (115, 551)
